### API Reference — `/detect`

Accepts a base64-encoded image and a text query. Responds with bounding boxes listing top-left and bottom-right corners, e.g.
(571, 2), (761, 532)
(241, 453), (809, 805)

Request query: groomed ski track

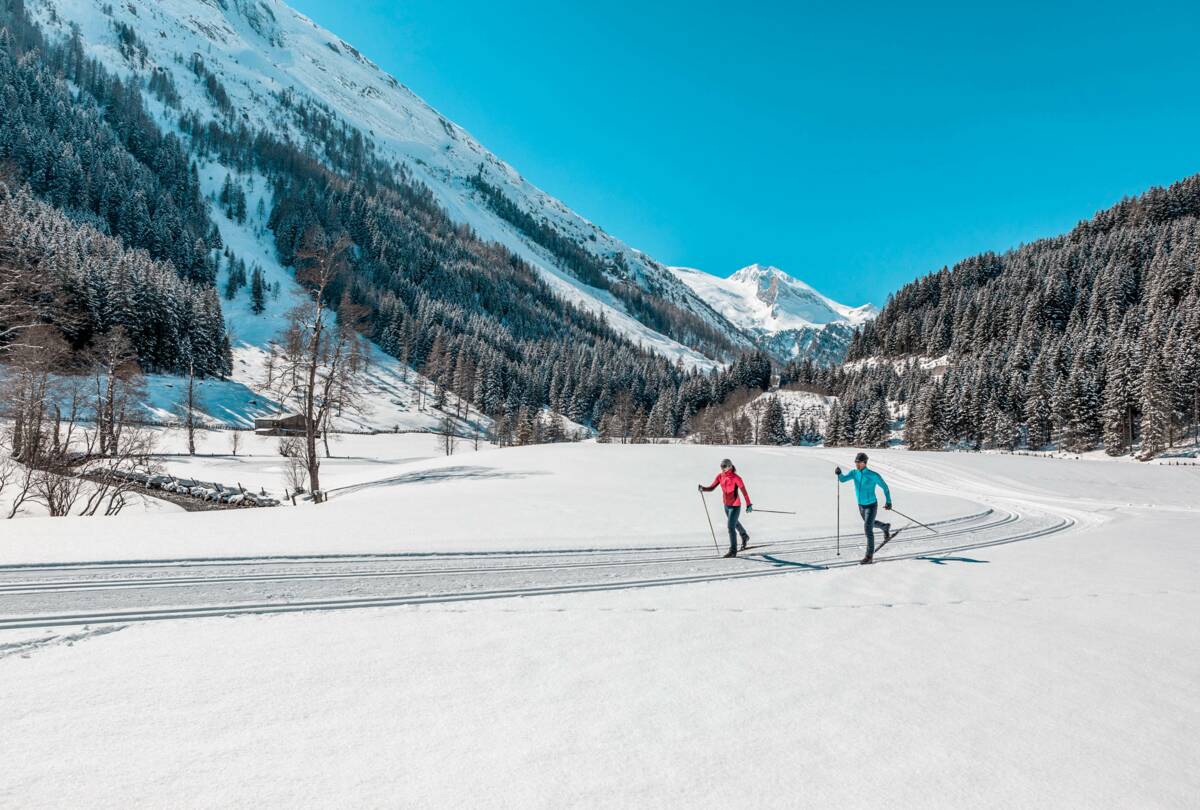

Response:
(0, 505), (1073, 630)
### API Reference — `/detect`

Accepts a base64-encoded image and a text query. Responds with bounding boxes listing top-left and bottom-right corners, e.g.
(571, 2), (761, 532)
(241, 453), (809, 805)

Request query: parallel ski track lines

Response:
(0, 511), (1073, 630)
(0, 509), (997, 573)
(0, 510), (1008, 594)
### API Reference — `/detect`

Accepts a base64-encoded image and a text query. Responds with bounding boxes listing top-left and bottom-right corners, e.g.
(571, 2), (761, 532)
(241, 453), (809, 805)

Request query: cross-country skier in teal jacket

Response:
(836, 452), (892, 565)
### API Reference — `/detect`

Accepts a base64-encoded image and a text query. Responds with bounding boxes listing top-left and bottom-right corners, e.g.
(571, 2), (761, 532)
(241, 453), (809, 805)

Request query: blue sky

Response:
(289, 0), (1200, 306)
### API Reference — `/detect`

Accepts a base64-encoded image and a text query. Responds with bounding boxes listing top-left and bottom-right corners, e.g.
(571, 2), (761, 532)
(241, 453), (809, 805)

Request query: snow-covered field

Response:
(142, 427), (495, 501)
(1, 443), (1197, 807)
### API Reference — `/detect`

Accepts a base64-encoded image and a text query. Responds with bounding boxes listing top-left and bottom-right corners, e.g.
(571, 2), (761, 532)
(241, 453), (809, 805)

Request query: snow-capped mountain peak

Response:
(670, 264), (877, 363)
(672, 264), (877, 333)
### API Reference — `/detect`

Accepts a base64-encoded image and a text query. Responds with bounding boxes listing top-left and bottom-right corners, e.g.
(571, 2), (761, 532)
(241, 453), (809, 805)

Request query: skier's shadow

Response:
(752, 554), (828, 571)
(916, 556), (988, 565)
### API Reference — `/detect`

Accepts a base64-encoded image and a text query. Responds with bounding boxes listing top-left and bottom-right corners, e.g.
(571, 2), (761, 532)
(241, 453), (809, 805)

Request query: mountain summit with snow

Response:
(671, 264), (877, 363)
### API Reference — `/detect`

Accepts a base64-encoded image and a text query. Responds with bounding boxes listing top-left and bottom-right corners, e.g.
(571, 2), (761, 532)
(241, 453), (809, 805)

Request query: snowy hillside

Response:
(29, 0), (748, 369)
(134, 159), (490, 433)
(673, 264), (877, 363)
(740, 388), (836, 429)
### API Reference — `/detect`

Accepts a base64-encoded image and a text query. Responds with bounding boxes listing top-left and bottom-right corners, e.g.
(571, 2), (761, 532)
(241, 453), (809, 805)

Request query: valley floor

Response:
(1, 446), (1197, 808)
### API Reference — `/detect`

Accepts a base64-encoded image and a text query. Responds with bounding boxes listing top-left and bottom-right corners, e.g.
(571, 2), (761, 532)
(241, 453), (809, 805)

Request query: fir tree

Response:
(825, 401), (844, 448)
(1101, 342), (1133, 456)
(249, 267), (266, 314)
(1139, 350), (1172, 458)
(762, 397), (788, 445)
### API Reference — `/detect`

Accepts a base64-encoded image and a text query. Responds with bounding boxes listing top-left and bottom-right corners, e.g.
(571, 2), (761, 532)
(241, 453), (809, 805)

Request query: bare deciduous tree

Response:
(278, 437), (307, 494)
(440, 414), (458, 457)
(2, 325), (76, 467)
(78, 425), (157, 517)
(178, 357), (200, 456)
(92, 327), (144, 457)
(259, 232), (369, 503)
(2, 324), (157, 518)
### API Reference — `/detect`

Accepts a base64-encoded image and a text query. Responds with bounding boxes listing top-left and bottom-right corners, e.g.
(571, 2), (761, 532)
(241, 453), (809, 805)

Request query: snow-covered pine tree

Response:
(1024, 353), (1053, 450)
(855, 399), (890, 448)
(825, 401), (844, 448)
(1101, 340), (1133, 456)
(1139, 349), (1172, 459)
(762, 397), (788, 445)
(1064, 361), (1102, 452)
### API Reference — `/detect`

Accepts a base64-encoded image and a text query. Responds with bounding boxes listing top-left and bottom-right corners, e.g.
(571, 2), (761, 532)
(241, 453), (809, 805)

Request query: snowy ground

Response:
(141, 427), (496, 500)
(1, 446), (1197, 807)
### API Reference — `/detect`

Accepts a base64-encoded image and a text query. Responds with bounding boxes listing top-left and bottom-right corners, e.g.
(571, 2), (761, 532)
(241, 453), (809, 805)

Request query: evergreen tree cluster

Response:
(187, 53), (232, 117)
(222, 252), (248, 300)
(469, 172), (741, 360)
(0, 3), (218, 284)
(832, 175), (1200, 457)
(218, 174), (248, 224)
(0, 182), (231, 376)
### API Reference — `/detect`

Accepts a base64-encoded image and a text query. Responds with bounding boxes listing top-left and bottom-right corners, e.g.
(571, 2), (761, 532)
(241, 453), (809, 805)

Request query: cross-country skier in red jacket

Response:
(699, 458), (753, 557)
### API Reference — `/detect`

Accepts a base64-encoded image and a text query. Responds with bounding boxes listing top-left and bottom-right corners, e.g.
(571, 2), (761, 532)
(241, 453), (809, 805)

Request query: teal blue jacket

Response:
(838, 467), (891, 506)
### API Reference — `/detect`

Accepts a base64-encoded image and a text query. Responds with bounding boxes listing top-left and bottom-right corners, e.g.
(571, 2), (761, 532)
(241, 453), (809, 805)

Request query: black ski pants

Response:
(724, 505), (748, 553)
(858, 501), (889, 557)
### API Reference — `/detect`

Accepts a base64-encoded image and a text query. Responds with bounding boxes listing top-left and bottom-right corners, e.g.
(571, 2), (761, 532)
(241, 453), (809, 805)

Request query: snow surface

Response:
(1, 447), (1197, 806)
(142, 427), (495, 501)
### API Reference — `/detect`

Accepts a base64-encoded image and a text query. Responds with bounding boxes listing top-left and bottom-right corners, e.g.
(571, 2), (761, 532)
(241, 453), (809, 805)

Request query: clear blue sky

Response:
(289, 0), (1200, 307)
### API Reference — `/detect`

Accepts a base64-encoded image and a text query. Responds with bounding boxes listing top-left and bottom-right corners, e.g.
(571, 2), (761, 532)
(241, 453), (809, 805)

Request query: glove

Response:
(746, 504), (753, 513)
(697, 484), (704, 492)
(834, 466), (842, 476)
(885, 502), (892, 510)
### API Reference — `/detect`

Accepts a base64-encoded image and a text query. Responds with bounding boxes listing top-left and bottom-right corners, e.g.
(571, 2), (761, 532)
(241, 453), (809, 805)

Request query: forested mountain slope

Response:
(0, 0), (772, 437)
(0, 0), (230, 376)
(800, 175), (1200, 457)
(27, 0), (753, 369)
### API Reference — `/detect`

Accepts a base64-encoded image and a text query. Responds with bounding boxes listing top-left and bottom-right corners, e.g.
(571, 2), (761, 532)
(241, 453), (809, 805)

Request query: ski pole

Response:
(835, 473), (840, 557)
(888, 506), (939, 534)
(699, 490), (720, 555)
(750, 508), (796, 515)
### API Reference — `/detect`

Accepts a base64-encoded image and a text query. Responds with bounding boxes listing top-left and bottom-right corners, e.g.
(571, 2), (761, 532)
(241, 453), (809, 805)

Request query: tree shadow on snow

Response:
(330, 466), (548, 497)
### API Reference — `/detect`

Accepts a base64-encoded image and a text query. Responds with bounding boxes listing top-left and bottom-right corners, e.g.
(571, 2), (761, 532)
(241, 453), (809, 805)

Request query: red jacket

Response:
(703, 470), (751, 508)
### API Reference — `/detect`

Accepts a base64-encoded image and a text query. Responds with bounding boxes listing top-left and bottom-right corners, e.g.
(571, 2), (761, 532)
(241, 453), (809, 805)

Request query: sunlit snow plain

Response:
(1, 442), (1197, 808)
